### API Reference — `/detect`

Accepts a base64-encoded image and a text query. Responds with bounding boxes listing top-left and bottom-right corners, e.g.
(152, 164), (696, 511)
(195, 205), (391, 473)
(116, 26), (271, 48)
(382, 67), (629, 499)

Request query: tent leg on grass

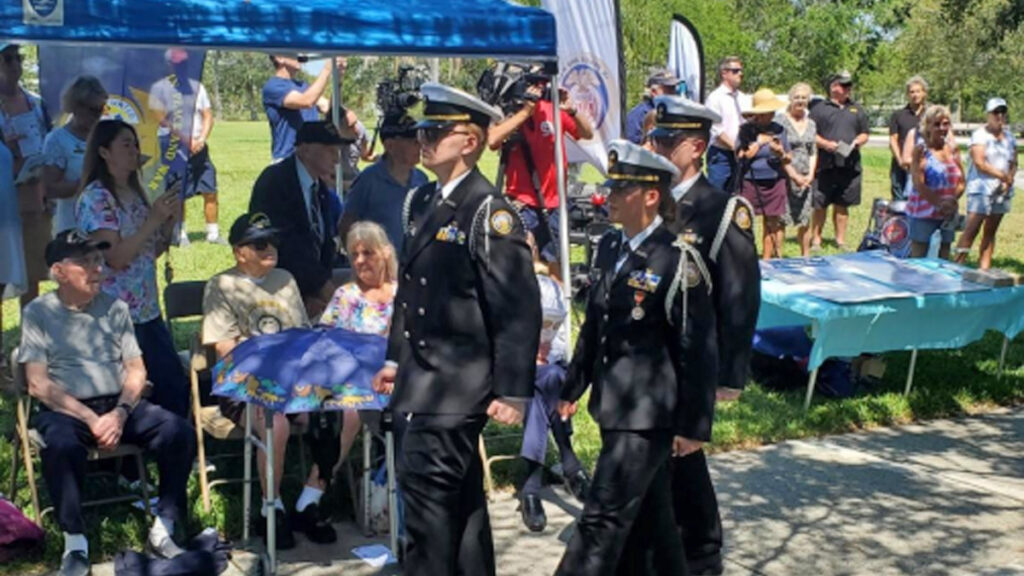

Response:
(363, 425), (372, 533)
(904, 348), (919, 396)
(803, 367), (820, 411)
(387, 430), (399, 559)
(243, 403), (252, 543)
(998, 336), (1010, 380)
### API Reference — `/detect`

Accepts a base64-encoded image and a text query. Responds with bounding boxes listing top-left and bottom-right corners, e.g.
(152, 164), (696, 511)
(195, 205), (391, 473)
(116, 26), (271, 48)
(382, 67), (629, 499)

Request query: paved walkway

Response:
(83, 408), (1024, 575)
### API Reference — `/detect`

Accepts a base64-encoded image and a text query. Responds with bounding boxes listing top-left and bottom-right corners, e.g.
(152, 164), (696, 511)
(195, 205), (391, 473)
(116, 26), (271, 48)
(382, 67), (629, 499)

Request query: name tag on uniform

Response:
(435, 223), (466, 245)
(627, 269), (661, 292)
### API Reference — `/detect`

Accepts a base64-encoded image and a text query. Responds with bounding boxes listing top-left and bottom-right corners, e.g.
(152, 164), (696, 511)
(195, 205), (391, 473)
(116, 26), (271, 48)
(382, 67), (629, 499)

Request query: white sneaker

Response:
(177, 234), (191, 247)
(148, 525), (186, 559)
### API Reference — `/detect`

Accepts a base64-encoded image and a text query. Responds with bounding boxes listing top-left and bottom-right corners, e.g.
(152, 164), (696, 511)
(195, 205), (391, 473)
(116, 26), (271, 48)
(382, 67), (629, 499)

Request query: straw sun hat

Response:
(742, 88), (786, 116)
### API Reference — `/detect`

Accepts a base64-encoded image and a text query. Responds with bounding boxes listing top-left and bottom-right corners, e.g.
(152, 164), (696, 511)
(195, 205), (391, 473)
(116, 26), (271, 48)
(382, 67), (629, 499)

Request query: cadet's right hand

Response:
(373, 365), (397, 395)
(557, 400), (577, 421)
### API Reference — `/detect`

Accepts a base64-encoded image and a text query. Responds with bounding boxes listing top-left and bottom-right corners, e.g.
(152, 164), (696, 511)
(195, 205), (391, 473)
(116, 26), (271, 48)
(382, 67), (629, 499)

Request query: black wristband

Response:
(117, 402), (134, 417)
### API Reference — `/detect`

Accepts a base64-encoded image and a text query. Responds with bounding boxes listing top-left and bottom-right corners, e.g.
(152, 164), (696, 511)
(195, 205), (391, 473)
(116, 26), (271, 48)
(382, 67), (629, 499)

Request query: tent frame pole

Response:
(551, 72), (573, 360)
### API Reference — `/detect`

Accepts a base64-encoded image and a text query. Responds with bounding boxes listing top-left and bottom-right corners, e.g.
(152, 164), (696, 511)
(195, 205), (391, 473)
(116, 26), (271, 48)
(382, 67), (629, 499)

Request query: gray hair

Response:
(60, 75), (107, 115)
(717, 56), (742, 82)
(345, 221), (398, 283)
(905, 75), (928, 93)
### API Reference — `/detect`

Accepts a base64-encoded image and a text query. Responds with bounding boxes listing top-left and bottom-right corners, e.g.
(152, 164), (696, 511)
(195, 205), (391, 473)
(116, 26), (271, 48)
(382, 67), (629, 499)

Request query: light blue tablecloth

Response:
(758, 256), (1024, 370)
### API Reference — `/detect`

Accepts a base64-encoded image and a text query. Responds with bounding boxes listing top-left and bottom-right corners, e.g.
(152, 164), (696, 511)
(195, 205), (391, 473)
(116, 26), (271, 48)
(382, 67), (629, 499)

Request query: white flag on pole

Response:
(542, 0), (624, 172)
(668, 14), (706, 103)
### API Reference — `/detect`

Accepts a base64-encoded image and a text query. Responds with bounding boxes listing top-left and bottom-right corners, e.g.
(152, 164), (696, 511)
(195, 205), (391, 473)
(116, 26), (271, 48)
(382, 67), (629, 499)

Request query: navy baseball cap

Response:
(229, 213), (280, 246)
(45, 229), (110, 266)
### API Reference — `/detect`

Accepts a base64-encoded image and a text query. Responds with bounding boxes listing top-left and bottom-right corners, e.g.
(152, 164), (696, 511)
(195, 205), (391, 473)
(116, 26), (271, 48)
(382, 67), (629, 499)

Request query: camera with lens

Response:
(476, 62), (551, 115)
(376, 65), (429, 117)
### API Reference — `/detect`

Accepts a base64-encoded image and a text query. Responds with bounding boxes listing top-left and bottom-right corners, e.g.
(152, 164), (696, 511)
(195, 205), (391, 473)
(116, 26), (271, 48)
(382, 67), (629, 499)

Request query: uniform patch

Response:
(627, 269), (661, 292)
(734, 205), (752, 231)
(489, 210), (515, 235)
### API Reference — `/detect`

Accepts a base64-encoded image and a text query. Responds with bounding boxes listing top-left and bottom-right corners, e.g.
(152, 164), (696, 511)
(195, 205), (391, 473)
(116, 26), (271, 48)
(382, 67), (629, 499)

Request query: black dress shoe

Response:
(292, 503), (338, 544)
(688, 554), (724, 576)
(518, 493), (547, 532)
(563, 469), (591, 502)
(255, 509), (296, 550)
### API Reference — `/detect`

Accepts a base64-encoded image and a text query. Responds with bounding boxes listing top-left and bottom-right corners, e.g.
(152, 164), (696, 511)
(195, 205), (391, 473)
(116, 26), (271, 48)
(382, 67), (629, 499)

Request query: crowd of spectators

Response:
(1, 39), (1020, 575)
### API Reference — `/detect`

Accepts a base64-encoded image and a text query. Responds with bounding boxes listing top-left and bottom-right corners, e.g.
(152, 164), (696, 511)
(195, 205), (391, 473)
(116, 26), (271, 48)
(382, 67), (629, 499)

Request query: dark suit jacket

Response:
(667, 176), (761, 391)
(249, 155), (337, 298)
(387, 168), (541, 415)
(563, 225), (717, 440)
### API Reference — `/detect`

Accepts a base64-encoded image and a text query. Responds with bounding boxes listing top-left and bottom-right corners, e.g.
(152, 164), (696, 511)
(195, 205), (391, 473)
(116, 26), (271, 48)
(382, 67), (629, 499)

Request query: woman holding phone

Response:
(76, 119), (189, 417)
(736, 88), (791, 259)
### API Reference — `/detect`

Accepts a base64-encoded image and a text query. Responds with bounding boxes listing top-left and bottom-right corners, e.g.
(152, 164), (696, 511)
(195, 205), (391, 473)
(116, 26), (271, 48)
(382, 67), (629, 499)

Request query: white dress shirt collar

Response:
(671, 173), (702, 202)
(439, 169), (473, 201)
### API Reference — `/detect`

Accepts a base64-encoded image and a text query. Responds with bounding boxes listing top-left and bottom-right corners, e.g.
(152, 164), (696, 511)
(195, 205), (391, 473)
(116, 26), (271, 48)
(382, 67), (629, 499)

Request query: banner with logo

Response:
(668, 14), (705, 103)
(542, 0), (624, 172)
(39, 46), (206, 201)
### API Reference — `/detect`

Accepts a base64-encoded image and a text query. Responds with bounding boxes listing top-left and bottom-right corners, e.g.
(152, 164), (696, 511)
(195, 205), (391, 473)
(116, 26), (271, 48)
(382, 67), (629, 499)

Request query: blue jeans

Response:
(134, 318), (189, 418)
(706, 146), (737, 193)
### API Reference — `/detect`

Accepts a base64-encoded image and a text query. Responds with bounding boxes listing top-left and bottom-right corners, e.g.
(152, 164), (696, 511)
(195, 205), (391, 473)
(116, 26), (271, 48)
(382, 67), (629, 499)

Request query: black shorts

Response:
(183, 145), (218, 198)
(813, 168), (861, 208)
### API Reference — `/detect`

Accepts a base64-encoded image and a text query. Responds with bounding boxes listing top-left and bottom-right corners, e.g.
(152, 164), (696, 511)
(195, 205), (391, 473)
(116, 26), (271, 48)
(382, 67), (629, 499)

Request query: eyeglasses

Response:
(243, 239), (278, 251)
(1, 52), (23, 65)
(417, 127), (472, 145)
(724, 67), (743, 74)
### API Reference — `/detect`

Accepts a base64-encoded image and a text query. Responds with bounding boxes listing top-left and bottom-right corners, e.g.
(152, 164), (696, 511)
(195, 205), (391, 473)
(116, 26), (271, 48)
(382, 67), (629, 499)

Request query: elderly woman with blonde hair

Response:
(319, 220), (398, 479)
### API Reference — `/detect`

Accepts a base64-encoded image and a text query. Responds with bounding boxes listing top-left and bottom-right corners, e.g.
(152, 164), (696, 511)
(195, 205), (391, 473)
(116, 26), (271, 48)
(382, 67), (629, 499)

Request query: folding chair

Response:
(164, 280), (208, 365)
(9, 349), (152, 524)
(188, 335), (308, 513)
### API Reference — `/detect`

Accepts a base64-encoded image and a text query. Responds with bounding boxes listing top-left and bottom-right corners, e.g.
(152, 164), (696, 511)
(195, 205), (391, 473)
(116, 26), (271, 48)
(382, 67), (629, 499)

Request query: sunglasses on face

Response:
(417, 126), (472, 145)
(243, 239), (278, 251)
(724, 67), (743, 74)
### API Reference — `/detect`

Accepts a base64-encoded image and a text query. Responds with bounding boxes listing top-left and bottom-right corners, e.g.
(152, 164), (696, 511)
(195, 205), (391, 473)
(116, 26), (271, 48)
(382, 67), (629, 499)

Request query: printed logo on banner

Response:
(561, 54), (612, 131)
(23, 0), (63, 26)
(104, 95), (142, 125)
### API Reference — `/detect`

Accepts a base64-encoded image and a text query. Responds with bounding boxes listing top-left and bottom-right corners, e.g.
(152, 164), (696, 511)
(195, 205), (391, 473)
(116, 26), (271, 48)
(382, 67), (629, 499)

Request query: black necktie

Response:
(309, 182), (324, 242)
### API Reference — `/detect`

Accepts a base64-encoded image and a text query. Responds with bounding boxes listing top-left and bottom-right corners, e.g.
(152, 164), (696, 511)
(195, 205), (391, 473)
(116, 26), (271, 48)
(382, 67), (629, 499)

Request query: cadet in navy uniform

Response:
(649, 95), (762, 575)
(372, 83), (541, 576)
(555, 140), (716, 576)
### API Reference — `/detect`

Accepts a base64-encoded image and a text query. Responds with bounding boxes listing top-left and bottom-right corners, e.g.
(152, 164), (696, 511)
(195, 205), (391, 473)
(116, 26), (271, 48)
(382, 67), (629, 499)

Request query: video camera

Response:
(376, 65), (429, 117)
(476, 62), (551, 114)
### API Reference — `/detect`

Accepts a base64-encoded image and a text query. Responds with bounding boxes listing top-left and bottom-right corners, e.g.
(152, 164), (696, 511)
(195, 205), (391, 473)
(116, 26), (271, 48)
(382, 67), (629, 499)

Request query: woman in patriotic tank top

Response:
(907, 105), (964, 258)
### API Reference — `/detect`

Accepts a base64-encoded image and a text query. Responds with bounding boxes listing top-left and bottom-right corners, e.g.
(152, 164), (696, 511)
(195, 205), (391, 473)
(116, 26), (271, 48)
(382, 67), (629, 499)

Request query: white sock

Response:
(63, 533), (88, 557)
(206, 223), (219, 238)
(150, 515), (174, 539)
(178, 228), (189, 240)
(261, 497), (285, 517)
(295, 485), (324, 513)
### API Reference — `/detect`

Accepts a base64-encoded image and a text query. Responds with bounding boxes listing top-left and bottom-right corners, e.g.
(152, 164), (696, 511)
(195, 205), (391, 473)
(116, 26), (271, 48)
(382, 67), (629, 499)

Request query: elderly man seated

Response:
(202, 212), (336, 549)
(19, 230), (195, 576)
(517, 233), (591, 532)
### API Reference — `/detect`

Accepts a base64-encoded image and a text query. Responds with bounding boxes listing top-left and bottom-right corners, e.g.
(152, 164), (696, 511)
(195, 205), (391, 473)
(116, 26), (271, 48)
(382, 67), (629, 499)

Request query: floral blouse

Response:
(319, 282), (396, 336)
(76, 180), (162, 323)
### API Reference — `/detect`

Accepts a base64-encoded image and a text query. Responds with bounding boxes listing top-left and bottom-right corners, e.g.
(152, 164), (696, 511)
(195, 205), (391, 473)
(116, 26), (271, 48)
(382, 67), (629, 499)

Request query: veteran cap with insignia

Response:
(416, 82), (504, 130)
(604, 139), (680, 189)
(649, 95), (722, 139)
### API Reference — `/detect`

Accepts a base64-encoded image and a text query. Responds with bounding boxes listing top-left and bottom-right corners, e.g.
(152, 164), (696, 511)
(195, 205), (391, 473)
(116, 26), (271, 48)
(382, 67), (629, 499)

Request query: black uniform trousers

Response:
(556, 429), (687, 576)
(33, 399), (196, 534)
(398, 413), (494, 576)
(673, 449), (724, 569)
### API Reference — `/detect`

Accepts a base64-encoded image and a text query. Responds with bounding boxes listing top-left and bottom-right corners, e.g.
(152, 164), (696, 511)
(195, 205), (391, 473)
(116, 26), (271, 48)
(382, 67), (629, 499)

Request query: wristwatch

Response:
(117, 402), (134, 417)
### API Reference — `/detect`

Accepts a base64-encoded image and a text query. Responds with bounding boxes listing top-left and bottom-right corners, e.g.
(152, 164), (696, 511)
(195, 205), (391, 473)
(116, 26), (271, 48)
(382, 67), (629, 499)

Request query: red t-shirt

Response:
(504, 101), (579, 209)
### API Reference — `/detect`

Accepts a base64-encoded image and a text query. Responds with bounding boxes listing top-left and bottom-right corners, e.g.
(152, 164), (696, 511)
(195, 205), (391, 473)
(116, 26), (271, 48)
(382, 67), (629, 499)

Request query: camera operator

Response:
(487, 77), (593, 279)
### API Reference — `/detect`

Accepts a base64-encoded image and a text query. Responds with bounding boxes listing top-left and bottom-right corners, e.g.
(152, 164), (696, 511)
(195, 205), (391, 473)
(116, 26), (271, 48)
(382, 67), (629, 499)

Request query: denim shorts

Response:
(966, 193), (1012, 216)
(908, 217), (954, 245)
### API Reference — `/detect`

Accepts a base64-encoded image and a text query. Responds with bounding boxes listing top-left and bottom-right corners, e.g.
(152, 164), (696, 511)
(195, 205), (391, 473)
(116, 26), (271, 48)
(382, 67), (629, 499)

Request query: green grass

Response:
(2, 122), (1023, 572)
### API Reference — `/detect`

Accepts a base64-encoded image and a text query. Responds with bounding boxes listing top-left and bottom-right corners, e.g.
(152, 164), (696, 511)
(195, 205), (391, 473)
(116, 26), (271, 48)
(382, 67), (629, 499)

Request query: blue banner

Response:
(38, 46), (206, 201)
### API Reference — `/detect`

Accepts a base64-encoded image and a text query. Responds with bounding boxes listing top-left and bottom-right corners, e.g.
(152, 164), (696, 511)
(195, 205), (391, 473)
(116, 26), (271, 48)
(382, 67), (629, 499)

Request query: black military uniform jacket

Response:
(387, 168), (541, 415)
(563, 223), (717, 441)
(668, 176), (761, 391)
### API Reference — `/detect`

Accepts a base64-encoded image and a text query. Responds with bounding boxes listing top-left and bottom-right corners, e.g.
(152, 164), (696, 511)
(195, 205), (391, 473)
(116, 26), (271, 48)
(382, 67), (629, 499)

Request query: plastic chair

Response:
(9, 348), (152, 524)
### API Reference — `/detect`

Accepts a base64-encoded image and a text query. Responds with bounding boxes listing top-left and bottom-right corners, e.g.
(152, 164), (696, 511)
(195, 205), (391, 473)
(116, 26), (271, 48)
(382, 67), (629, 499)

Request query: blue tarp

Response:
(1, 0), (557, 59)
